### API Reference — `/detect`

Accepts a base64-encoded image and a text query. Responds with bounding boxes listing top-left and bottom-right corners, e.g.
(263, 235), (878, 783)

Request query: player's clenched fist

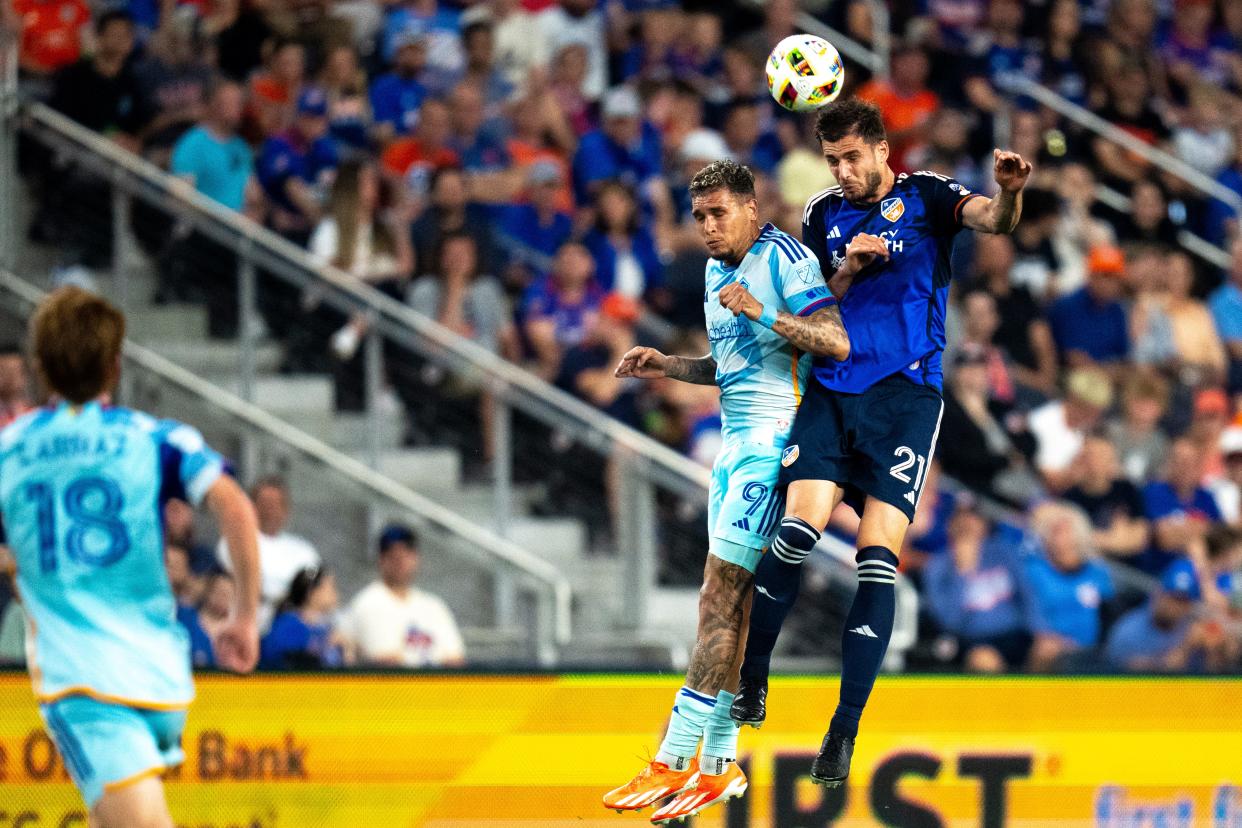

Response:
(993, 148), (1032, 192)
(719, 282), (763, 321)
(615, 345), (670, 378)
(843, 232), (890, 276)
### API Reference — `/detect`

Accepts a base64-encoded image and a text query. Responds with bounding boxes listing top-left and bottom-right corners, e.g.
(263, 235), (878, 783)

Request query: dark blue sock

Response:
(830, 546), (898, 738)
(740, 517), (821, 682)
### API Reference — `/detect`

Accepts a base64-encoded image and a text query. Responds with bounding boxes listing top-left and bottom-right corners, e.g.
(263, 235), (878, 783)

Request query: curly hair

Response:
(688, 159), (756, 201)
(814, 98), (887, 145)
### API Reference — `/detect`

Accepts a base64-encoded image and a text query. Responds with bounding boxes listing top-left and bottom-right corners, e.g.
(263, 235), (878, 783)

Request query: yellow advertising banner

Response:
(0, 673), (1239, 827)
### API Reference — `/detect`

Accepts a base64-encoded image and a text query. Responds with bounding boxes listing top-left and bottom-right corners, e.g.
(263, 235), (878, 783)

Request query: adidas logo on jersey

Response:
(827, 225), (842, 239)
(905, 491), (916, 505)
(849, 625), (879, 638)
(732, 517), (751, 531)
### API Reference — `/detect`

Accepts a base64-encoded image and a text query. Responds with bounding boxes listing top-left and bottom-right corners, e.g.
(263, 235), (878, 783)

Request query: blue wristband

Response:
(757, 304), (778, 329)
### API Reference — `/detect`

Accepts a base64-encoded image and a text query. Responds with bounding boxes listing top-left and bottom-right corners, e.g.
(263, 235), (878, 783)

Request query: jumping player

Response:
(0, 287), (262, 827)
(725, 99), (1030, 786)
(602, 160), (851, 823)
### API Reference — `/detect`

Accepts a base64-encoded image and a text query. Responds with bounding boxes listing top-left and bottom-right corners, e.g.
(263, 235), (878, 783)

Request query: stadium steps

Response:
(17, 253), (683, 661)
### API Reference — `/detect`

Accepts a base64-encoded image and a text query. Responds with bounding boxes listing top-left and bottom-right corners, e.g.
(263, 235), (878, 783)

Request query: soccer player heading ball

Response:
(605, 161), (851, 823)
(732, 98), (1030, 786)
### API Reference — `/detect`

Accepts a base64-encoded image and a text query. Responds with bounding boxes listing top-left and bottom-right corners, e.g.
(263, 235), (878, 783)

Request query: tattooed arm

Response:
(615, 347), (718, 386)
(718, 283), (851, 360)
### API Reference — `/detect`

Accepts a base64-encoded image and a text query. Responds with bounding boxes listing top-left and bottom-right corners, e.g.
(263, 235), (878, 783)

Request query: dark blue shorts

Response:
(777, 373), (944, 522)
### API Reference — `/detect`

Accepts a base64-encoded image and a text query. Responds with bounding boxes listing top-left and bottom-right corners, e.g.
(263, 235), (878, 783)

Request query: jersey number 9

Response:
(23, 476), (132, 573)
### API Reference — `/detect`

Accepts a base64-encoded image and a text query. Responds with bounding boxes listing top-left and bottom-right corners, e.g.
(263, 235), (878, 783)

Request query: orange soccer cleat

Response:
(649, 761), (748, 824)
(602, 758), (700, 814)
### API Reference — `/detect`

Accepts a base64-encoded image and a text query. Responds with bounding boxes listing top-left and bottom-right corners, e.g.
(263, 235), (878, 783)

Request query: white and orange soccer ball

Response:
(765, 34), (845, 112)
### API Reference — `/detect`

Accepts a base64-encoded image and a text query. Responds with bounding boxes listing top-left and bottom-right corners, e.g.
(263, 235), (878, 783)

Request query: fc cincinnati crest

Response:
(881, 198), (905, 222)
(781, 445), (800, 467)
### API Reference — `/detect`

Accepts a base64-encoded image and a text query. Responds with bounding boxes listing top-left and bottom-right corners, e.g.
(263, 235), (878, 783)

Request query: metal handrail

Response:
(0, 267), (572, 661)
(1006, 76), (1242, 212)
(22, 102), (712, 496)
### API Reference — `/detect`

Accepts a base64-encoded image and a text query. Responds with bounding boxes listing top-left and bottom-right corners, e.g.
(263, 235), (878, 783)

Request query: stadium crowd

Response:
(6, 0), (1242, 673)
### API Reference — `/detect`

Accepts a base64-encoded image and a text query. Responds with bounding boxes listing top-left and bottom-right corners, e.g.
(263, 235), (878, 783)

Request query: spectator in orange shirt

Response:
(379, 98), (460, 199)
(247, 37), (306, 140)
(9, 0), (90, 78)
(855, 43), (940, 172)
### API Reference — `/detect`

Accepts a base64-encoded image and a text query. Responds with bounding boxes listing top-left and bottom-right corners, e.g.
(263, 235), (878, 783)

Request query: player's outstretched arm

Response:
(962, 149), (1031, 234)
(615, 346), (718, 385)
(718, 284), (851, 360)
(204, 476), (262, 673)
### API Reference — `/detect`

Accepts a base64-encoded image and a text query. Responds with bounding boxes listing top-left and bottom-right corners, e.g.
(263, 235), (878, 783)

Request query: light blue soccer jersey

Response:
(705, 223), (834, 443)
(0, 401), (226, 707)
(704, 223), (834, 569)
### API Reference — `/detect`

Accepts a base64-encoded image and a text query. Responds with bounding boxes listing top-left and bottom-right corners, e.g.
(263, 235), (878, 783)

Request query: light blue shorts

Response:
(40, 695), (187, 808)
(707, 440), (786, 573)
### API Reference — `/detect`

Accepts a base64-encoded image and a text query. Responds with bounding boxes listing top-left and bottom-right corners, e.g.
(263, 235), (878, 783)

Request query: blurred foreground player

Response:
(604, 160), (850, 823)
(730, 99), (1030, 787)
(0, 287), (261, 827)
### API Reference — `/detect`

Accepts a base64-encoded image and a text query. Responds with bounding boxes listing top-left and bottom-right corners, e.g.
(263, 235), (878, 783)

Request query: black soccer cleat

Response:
(730, 675), (767, 727)
(809, 731), (854, 787)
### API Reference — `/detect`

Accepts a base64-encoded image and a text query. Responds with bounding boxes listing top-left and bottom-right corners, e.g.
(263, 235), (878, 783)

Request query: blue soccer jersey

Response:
(705, 223), (835, 443)
(802, 172), (981, 394)
(0, 402), (226, 707)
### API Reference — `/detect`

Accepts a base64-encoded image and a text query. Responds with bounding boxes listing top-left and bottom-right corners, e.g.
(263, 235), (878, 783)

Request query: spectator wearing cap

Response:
(1104, 559), (1233, 673)
(496, 161), (574, 289)
(1210, 427), (1242, 523)
(923, 500), (1034, 673)
(1028, 367), (1114, 493)
(381, 0), (464, 92)
(1139, 437), (1224, 577)
(572, 86), (664, 208)
(1208, 237), (1242, 393)
(216, 476), (322, 632)
(939, 343), (1036, 502)
(1064, 433), (1150, 562)
(583, 181), (665, 305)
(370, 33), (429, 145)
(260, 567), (350, 669)
(256, 88), (339, 246)
(341, 525), (465, 668)
(556, 293), (644, 427)
(1188, 387), (1231, 481)
(1025, 501), (1116, 672)
(1108, 371), (1171, 483)
(521, 241), (605, 380)
(1047, 245), (1131, 369)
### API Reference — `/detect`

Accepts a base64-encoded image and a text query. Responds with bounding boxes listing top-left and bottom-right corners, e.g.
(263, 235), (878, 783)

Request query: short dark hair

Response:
(379, 524), (419, 554)
(688, 160), (755, 201)
(96, 9), (134, 35)
(814, 98), (887, 145)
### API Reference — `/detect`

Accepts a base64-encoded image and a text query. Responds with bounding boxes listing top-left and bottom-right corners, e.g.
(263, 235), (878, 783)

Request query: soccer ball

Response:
(765, 34), (845, 112)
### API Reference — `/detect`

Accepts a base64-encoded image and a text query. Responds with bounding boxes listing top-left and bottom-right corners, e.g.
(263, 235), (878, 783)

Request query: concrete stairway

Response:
(20, 250), (700, 660)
